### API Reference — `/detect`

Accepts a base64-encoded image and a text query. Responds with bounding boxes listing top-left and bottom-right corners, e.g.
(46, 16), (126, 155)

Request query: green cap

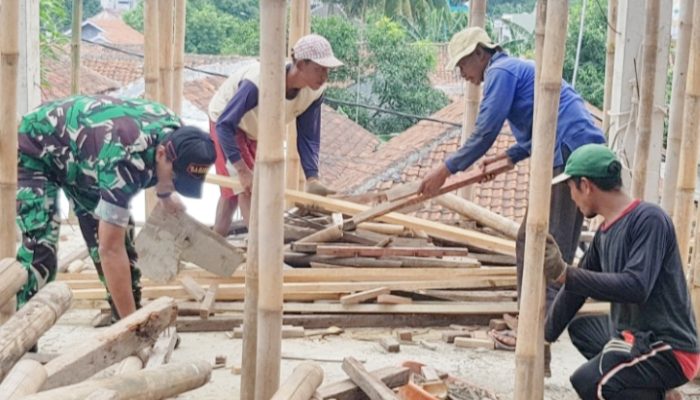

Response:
(552, 144), (621, 185)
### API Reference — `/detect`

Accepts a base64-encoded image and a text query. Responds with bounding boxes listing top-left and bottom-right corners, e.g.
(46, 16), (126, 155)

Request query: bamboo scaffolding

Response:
(144, 0), (160, 214)
(240, 170), (259, 400)
(514, 1), (568, 398)
(685, 2), (700, 339)
(601, 0), (617, 135)
(662, 0), (694, 214)
(285, 0), (310, 196)
(0, 0), (20, 259)
(158, 0), (174, 108)
(673, 1), (700, 266)
(172, 0), (186, 114)
(458, 0), (487, 201)
(630, 0), (661, 199)
(254, 1), (287, 398)
(70, 0), (81, 94)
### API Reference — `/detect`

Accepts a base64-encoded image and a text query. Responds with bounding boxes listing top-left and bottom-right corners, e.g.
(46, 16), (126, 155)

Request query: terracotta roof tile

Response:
(41, 54), (121, 102)
(86, 11), (144, 46)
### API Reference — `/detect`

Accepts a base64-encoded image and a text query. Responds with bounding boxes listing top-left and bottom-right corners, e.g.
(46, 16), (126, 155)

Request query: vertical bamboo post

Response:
(172, 0), (186, 114)
(0, 0), (20, 259)
(602, 0), (618, 135)
(661, 0), (694, 215)
(144, 0), (160, 215)
(254, 1), (287, 399)
(158, 0), (174, 108)
(676, 3), (700, 271)
(285, 0), (310, 199)
(458, 0), (486, 201)
(514, 1), (568, 399)
(240, 169), (259, 400)
(630, 0), (661, 199)
(70, 0), (81, 94)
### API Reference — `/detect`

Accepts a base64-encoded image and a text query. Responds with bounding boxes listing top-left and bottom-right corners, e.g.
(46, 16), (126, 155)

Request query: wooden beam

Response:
(241, 169), (260, 400)
(70, 0), (81, 95)
(0, 359), (46, 400)
(0, 259), (28, 309)
(0, 0), (20, 259)
(143, 0), (160, 214)
(0, 282), (72, 382)
(601, 0), (618, 136)
(271, 362), (323, 400)
(435, 194), (519, 239)
(315, 245), (470, 258)
(379, 337), (400, 353)
(514, 1), (568, 398)
(144, 327), (178, 369)
(316, 366), (410, 400)
(285, 190), (515, 255)
(42, 297), (177, 390)
(172, 0), (186, 114)
(179, 276), (206, 302)
(377, 294), (412, 304)
(23, 361), (212, 400)
(200, 283), (218, 319)
(340, 287), (390, 305)
(341, 357), (398, 400)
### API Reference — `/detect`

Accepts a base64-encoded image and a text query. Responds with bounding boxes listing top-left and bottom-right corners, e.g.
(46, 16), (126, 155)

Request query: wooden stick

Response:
(630, 0), (661, 199)
(377, 294), (412, 304)
(435, 194), (519, 238)
(285, 190), (515, 255)
(0, 282), (72, 382)
(355, 222), (405, 236)
(673, 2), (700, 265)
(341, 357), (398, 400)
(42, 296), (177, 390)
(316, 366), (410, 400)
(0, 259), (28, 309)
(0, 0), (19, 259)
(145, 327), (178, 369)
(23, 361), (212, 400)
(315, 245), (470, 258)
(0, 359), (46, 400)
(255, 1), (287, 398)
(602, 0), (618, 136)
(70, 0), (81, 95)
(179, 276), (206, 302)
(143, 0), (160, 214)
(172, 0), (186, 114)
(340, 287), (390, 305)
(663, 0), (694, 214)
(115, 356), (143, 375)
(200, 283), (218, 319)
(459, 0), (487, 200)
(270, 362), (323, 400)
(514, 1), (567, 398)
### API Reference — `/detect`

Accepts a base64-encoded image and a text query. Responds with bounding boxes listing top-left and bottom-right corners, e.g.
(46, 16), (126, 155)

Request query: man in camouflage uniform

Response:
(16, 95), (216, 319)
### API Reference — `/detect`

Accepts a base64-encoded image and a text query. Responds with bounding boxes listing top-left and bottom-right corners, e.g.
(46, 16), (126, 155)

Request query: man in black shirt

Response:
(543, 144), (699, 399)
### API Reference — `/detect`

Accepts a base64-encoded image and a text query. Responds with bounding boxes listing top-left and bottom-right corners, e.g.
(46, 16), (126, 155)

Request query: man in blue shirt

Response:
(419, 27), (606, 332)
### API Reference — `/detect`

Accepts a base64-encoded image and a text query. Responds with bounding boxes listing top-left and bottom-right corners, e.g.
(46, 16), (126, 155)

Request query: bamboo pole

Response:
(143, 0), (160, 215)
(602, 0), (618, 135)
(158, 0), (174, 108)
(0, 259), (27, 308)
(630, 0), (661, 199)
(459, 0), (487, 201)
(270, 362), (323, 400)
(435, 194), (519, 239)
(0, 0), (20, 259)
(673, 1), (700, 265)
(254, 1), (287, 398)
(684, 3), (700, 334)
(240, 169), (260, 400)
(70, 0), (81, 95)
(514, 1), (568, 398)
(172, 0), (186, 114)
(662, 0), (694, 215)
(285, 0), (310, 198)
(0, 359), (47, 400)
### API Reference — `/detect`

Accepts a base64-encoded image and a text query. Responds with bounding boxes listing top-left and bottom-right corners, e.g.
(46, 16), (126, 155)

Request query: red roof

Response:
(41, 54), (121, 102)
(86, 11), (144, 46)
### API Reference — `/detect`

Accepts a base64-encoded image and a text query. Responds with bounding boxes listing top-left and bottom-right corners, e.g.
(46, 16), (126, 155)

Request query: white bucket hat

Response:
(447, 27), (499, 69)
(292, 34), (344, 68)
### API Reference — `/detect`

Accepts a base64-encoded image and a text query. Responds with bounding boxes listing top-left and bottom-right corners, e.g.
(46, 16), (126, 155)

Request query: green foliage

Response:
(185, 2), (235, 54)
(320, 0), (448, 22)
(62, 0), (103, 29)
(40, 0), (69, 61)
(562, 0), (607, 108)
(312, 16), (360, 81)
(399, 7), (468, 42)
(122, 1), (143, 32)
(487, 0), (536, 17)
(213, 0), (258, 19)
(220, 17), (260, 56)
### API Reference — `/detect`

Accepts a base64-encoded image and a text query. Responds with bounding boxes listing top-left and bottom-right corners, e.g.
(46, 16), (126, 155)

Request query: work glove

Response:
(305, 178), (336, 196)
(544, 234), (568, 282)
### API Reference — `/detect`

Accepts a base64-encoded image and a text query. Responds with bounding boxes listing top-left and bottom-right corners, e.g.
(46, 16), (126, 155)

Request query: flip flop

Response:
(488, 329), (516, 351)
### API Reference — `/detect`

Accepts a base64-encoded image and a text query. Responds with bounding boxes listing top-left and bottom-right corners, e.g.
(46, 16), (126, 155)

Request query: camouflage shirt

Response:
(18, 95), (181, 227)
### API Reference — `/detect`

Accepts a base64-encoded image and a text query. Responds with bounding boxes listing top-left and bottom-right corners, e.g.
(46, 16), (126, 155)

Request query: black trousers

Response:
(516, 148), (584, 308)
(567, 315), (688, 400)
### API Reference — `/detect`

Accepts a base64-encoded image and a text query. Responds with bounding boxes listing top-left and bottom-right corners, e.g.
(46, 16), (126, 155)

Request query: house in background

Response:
(100, 0), (138, 11)
(67, 10), (144, 46)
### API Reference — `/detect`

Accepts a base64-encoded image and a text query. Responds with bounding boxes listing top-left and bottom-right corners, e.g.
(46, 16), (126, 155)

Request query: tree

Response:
(62, 0), (103, 29)
(312, 16), (360, 81)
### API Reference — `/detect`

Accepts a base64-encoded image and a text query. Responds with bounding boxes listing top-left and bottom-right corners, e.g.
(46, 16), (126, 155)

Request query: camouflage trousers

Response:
(15, 166), (142, 314)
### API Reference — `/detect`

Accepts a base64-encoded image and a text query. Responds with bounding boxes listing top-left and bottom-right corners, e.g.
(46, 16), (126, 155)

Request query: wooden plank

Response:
(179, 276), (205, 302)
(418, 289), (517, 302)
(316, 366), (410, 400)
(144, 327), (178, 369)
(379, 337), (400, 353)
(341, 357), (398, 400)
(57, 247), (88, 273)
(315, 245), (470, 258)
(377, 294), (412, 304)
(454, 337), (495, 350)
(42, 297), (177, 390)
(233, 325), (305, 339)
(441, 331), (472, 344)
(340, 287), (390, 305)
(199, 283), (218, 319)
(285, 190), (516, 255)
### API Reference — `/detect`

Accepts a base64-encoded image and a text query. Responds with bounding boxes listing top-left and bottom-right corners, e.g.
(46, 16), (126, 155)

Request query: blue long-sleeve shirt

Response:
(445, 51), (606, 174)
(215, 79), (323, 179)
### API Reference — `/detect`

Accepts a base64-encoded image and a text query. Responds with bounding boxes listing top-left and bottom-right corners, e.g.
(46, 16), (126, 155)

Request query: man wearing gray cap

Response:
(208, 34), (343, 236)
(419, 27), (606, 349)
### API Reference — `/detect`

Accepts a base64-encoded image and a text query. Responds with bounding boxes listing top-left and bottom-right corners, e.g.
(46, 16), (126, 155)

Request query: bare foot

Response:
(489, 329), (516, 351)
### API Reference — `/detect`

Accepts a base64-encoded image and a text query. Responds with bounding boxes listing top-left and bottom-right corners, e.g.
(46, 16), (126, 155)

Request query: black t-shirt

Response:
(545, 200), (699, 353)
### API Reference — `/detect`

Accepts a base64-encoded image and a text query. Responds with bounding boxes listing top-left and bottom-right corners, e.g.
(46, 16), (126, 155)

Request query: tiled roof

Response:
(183, 75), (226, 112)
(86, 11), (144, 46)
(41, 54), (122, 102)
